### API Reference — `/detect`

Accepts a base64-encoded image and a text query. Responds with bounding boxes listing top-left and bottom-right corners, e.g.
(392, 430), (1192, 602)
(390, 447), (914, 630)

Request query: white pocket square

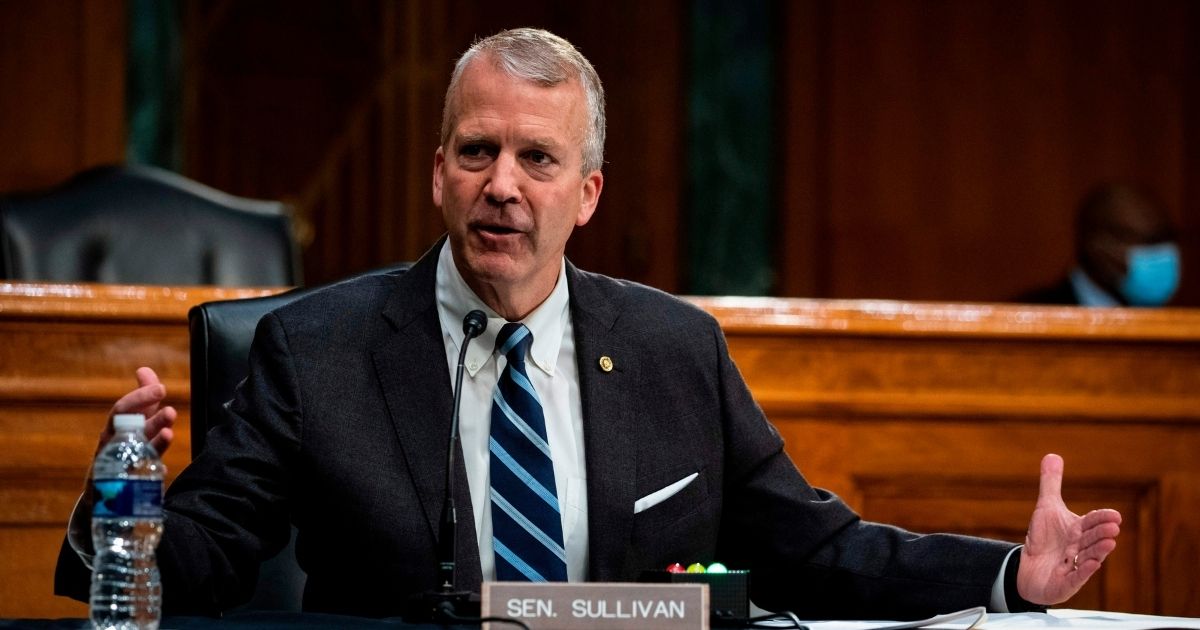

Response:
(633, 472), (699, 514)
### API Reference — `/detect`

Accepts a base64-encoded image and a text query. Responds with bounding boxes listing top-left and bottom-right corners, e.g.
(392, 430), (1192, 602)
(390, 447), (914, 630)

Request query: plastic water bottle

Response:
(90, 413), (165, 630)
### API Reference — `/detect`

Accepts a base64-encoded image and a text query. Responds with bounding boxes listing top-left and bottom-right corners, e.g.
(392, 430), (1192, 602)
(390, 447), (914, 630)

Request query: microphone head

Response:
(462, 310), (487, 339)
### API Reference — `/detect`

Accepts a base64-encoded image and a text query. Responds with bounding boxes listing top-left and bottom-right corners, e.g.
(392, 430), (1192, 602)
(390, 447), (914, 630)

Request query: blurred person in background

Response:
(1019, 184), (1181, 306)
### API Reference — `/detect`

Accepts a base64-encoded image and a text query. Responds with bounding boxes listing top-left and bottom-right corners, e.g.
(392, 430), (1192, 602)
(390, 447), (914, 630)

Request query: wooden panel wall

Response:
(778, 0), (1200, 304)
(0, 0), (126, 194)
(181, 0), (685, 290)
(3, 282), (1199, 618)
(2, 1), (1197, 304)
(184, 0), (1197, 302)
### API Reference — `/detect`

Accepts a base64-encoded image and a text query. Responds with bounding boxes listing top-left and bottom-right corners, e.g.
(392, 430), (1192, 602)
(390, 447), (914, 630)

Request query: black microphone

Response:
(440, 309), (487, 590)
(409, 309), (487, 622)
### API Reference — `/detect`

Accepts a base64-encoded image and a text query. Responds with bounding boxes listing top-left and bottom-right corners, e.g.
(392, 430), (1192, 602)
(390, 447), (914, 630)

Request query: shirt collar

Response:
(1070, 267), (1120, 307)
(435, 240), (569, 377)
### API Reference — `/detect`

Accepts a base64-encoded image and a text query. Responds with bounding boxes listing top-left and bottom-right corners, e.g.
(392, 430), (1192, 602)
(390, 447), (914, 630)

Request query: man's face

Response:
(433, 56), (603, 309)
(1085, 198), (1175, 289)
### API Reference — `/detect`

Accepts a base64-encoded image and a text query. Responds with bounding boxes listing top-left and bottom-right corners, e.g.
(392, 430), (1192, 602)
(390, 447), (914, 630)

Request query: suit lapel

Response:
(371, 245), (483, 590)
(567, 264), (640, 582)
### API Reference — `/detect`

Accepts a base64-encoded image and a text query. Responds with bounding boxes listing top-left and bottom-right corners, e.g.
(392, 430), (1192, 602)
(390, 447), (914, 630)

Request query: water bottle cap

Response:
(112, 413), (146, 432)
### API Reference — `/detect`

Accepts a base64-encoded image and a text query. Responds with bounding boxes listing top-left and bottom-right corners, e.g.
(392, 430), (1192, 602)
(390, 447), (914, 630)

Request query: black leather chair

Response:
(186, 263), (410, 611)
(1, 164), (301, 286)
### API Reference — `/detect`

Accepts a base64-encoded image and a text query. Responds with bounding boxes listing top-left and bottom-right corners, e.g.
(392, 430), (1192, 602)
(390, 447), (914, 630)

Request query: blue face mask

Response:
(1120, 243), (1181, 306)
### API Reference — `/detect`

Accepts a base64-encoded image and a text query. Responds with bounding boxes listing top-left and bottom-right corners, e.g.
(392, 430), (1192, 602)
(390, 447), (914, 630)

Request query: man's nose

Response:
(484, 153), (523, 205)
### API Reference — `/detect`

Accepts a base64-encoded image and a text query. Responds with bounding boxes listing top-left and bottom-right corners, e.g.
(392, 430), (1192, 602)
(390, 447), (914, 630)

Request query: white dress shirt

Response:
(1069, 267), (1121, 307)
(434, 242), (589, 583)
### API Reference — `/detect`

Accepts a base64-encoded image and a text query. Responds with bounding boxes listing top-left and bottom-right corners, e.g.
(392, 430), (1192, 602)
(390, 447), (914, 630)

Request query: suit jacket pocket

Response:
(631, 467), (710, 535)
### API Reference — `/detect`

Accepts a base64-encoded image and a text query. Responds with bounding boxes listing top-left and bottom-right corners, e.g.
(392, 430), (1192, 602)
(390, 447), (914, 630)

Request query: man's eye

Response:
(527, 150), (552, 165)
(460, 144), (493, 159)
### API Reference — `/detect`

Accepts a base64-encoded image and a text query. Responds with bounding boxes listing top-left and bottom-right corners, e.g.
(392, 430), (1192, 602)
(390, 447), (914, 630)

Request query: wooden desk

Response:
(694, 297), (1200, 616)
(3, 284), (1198, 617)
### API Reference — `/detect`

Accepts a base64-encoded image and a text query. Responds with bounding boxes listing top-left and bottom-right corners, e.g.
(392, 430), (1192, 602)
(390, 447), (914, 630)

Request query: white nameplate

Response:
(482, 581), (709, 630)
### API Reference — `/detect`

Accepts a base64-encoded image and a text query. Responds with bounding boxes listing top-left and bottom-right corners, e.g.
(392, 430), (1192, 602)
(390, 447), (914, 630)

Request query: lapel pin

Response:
(599, 356), (614, 372)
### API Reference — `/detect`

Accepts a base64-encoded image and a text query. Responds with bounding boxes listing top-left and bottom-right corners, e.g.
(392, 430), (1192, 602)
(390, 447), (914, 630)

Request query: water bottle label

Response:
(92, 478), (163, 518)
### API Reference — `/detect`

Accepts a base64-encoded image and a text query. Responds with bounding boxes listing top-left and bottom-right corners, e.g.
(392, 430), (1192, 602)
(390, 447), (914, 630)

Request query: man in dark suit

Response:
(60, 28), (1121, 619)
(1019, 184), (1181, 306)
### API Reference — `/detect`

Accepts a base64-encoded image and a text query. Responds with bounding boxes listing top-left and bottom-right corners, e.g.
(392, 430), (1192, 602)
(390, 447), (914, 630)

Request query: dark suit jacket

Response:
(58, 244), (1019, 619)
(1016, 277), (1082, 305)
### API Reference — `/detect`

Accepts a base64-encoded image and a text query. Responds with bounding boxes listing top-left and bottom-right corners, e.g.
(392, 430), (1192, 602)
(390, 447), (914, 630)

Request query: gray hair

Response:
(440, 28), (606, 175)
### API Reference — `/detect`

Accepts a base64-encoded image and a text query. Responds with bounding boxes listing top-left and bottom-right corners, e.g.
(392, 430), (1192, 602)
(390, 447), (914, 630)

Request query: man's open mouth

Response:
(476, 223), (521, 236)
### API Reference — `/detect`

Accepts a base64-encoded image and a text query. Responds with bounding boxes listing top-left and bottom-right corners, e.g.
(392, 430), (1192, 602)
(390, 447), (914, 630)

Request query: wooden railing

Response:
(3, 283), (1198, 617)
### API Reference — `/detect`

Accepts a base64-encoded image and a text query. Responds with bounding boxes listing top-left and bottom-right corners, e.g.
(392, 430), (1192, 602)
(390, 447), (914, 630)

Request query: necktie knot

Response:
(496, 322), (533, 366)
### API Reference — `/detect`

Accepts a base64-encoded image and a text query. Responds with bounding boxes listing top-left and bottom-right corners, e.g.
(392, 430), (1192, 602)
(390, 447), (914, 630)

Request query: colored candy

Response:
(665, 563), (686, 573)
(706, 562), (728, 573)
(686, 563), (706, 573)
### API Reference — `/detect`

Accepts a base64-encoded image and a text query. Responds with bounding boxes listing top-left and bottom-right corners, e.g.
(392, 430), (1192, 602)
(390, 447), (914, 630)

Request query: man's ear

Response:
(432, 146), (446, 208)
(576, 170), (604, 227)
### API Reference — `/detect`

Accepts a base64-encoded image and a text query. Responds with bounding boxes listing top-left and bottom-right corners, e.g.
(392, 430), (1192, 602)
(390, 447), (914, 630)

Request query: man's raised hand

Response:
(98, 367), (176, 455)
(1017, 453), (1122, 605)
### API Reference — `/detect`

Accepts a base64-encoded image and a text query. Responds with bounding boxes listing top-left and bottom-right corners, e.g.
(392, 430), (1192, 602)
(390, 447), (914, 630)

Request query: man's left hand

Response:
(1018, 453), (1122, 605)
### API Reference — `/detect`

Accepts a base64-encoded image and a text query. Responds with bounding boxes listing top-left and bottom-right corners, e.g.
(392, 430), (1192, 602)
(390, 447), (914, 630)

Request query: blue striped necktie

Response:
(489, 322), (567, 582)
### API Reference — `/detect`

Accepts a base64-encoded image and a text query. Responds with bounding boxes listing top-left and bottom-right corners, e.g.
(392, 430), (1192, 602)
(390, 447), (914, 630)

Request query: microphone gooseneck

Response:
(406, 309), (489, 623)
(438, 309), (487, 592)
(407, 310), (533, 628)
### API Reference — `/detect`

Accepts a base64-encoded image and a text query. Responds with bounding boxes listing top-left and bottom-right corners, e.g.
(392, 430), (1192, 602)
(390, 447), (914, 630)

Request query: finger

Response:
(1078, 521), (1121, 552)
(1071, 555), (1104, 586)
(135, 366), (162, 389)
(1079, 512), (1122, 542)
(1082, 536), (1118, 559)
(1079, 519), (1121, 551)
(1037, 453), (1065, 506)
(1085, 518), (1122, 538)
(1080, 508), (1122, 529)
(100, 369), (168, 451)
(149, 427), (174, 456)
(143, 392), (176, 456)
(144, 406), (177, 441)
(1047, 554), (1094, 600)
(111, 381), (167, 416)
(1076, 537), (1118, 574)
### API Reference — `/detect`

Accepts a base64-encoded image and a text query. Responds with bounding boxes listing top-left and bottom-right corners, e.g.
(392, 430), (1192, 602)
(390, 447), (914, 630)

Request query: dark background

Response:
(1, 0), (1196, 304)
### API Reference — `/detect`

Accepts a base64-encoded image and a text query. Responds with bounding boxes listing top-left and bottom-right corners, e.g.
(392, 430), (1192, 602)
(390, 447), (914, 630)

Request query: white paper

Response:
(752, 608), (1200, 630)
(755, 606), (985, 629)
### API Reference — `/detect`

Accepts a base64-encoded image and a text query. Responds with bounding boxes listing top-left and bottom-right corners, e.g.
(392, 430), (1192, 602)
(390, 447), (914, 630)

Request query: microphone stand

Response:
(406, 310), (487, 623)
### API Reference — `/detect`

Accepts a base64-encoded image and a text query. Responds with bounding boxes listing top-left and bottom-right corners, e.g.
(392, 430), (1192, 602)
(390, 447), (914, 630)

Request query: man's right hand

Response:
(71, 368), (177, 562)
(97, 367), (177, 455)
